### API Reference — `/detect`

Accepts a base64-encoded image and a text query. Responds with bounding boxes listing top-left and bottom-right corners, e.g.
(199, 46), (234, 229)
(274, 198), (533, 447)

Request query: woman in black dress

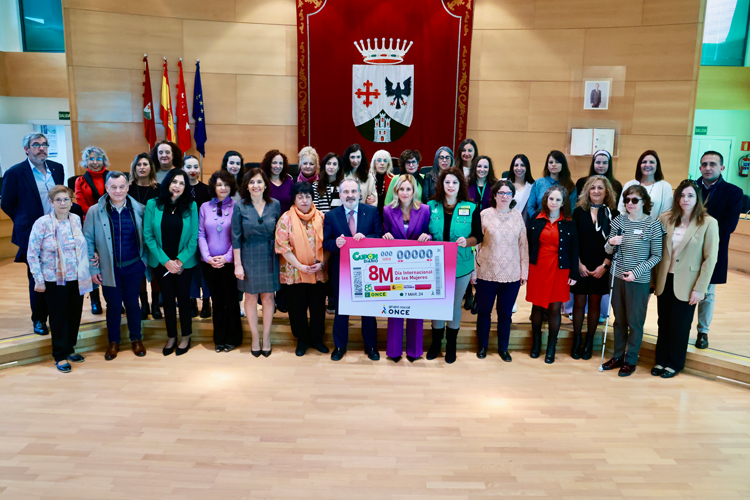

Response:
(571, 175), (618, 359)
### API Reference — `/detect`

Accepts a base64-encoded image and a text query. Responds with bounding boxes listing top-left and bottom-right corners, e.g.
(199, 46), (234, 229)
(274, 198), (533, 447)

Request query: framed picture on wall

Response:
(583, 79), (611, 110)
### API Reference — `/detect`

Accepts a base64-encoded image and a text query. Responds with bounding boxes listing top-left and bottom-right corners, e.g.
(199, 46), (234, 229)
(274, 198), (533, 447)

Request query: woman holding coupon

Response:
(426, 167), (483, 364)
(382, 174), (432, 362)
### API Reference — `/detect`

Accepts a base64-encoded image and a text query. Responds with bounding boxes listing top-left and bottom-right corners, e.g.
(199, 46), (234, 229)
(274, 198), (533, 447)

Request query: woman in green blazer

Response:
(653, 180), (719, 378)
(144, 169), (199, 356)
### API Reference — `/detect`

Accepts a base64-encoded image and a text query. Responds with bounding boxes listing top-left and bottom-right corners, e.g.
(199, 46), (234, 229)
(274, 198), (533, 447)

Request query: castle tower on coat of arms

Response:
(374, 111), (391, 143)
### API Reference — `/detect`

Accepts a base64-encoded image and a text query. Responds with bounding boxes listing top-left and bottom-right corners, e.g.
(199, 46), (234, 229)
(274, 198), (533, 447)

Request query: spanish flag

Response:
(160, 58), (176, 142)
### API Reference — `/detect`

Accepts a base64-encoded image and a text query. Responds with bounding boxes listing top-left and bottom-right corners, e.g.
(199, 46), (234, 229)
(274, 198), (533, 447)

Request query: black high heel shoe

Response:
(261, 347), (272, 357)
(251, 347), (262, 357)
(175, 337), (191, 356)
(163, 339), (176, 356)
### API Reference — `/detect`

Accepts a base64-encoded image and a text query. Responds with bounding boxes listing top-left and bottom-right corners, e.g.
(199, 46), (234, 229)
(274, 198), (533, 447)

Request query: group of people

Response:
(0, 133), (744, 377)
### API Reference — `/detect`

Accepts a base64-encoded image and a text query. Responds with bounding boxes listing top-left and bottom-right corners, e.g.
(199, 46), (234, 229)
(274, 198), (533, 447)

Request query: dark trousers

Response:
(154, 265), (195, 339)
(101, 262), (145, 344)
(286, 281), (326, 346)
(611, 278), (650, 365)
(202, 262), (243, 347)
(45, 281), (84, 362)
(475, 279), (521, 350)
(655, 274), (696, 372)
(26, 262), (48, 323)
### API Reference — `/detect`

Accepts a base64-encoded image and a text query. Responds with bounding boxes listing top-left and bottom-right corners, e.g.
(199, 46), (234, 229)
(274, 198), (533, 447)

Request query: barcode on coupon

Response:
(435, 256), (442, 295)
(353, 267), (363, 297)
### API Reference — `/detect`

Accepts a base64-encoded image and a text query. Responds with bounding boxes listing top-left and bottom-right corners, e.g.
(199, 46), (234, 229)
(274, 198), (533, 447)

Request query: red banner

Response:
(176, 60), (192, 152)
(296, 0), (475, 161)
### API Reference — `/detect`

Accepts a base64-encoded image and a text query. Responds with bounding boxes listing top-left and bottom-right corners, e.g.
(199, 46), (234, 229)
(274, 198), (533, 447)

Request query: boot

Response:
(545, 331), (559, 364)
(530, 328), (542, 359)
(426, 327), (444, 360)
(90, 288), (103, 315)
(445, 327), (459, 364)
(191, 298), (199, 318)
(200, 298), (212, 319)
(570, 333), (581, 360)
(140, 289), (150, 319)
(151, 291), (163, 320)
(581, 333), (595, 360)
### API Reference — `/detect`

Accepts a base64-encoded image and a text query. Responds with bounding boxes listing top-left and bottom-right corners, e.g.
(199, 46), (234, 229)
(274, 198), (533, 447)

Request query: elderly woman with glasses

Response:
(368, 149), (395, 217)
(423, 147), (455, 201)
(603, 185), (665, 377)
(27, 186), (93, 372)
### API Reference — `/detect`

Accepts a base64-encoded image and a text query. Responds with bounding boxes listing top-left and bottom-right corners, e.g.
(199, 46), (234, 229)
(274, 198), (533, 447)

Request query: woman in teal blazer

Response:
(144, 169), (199, 356)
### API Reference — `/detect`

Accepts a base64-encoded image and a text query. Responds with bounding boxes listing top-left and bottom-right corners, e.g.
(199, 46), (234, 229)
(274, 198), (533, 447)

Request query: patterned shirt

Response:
(27, 214), (85, 284)
(476, 208), (529, 283)
(605, 214), (665, 283)
(274, 211), (327, 284)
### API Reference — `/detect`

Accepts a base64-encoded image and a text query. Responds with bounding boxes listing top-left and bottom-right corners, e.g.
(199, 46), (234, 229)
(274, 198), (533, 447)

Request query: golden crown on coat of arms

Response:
(354, 38), (413, 65)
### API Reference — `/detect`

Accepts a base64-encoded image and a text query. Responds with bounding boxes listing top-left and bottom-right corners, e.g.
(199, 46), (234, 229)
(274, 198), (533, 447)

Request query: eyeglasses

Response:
(438, 156), (451, 161)
(497, 192), (513, 197)
(89, 157), (105, 161)
(30, 143), (49, 149)
(405, 160), (418, 165)
(624, 197), (642, 204)
(53, 198), (71, 204)
(375, 158), (388, 163)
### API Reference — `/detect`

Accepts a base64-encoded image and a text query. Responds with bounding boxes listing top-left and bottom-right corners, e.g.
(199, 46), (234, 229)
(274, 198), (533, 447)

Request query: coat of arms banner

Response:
(296, 0), (476, 161)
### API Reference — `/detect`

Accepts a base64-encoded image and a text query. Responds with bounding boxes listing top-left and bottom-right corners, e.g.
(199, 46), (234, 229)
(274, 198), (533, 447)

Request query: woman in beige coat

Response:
(653, 180), (719, 378)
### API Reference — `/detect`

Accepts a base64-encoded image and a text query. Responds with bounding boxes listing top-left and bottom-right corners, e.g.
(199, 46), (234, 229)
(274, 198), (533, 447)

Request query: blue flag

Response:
(192, 61), (207, 157)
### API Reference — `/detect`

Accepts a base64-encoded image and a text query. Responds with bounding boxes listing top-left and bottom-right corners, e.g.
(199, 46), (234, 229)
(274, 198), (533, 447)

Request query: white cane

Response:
(599, 227), (621, 372)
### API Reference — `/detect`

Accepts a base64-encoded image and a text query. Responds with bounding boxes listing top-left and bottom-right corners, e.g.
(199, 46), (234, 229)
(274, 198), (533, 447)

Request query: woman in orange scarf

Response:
(275, 182), (329, 355)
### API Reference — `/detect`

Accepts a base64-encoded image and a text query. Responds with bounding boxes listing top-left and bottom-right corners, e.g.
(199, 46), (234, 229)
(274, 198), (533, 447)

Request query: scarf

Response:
(593, 206), (614, 239)
(288, 204), (324, 284)
(297, 171), (319, 184)
(49, 214), (94, 295)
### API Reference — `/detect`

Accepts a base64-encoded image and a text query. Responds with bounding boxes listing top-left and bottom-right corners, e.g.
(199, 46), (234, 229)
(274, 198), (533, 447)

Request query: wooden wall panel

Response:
(237, 75), (296, 126)
(63, 0), (237, 22)
(696, 67), (750, 110)
(196, 124), (298, 168)
(182, 20), (291, 76)
(0, 52), (7, 96)
(76, 122), (149, 172)
(632, 81), (694, 136)
(467, 81), (530, 132)
(534, 0), (644, 29)
(527, 82), (572, 133)
(583, 24), (699, 81)
(68, 10), (184, 70)
(472, 29), (585, 82)
(566, 81), (636, 135)
(642, 0), (704, 26)
(473, 0), (536, 30)
(3, 53), (68, 98)
(468, 130), (569, 179)
(235, 0), (296, 25)
(615, 134), (691, 186)
(73, 66), (133, 123)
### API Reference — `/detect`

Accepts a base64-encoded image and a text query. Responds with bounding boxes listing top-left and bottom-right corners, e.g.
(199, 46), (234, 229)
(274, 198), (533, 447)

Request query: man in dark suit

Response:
(1, 133), (65, 335)
(323, 178), (384, 361)
(590, 83), (602, 108)
(694, 150), (743, 349)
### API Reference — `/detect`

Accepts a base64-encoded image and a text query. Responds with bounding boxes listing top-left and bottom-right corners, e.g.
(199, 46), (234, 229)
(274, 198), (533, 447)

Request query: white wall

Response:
(0, 123), (33, 175)
(0, 96), (70, 124)
(0, 0), (22, 52)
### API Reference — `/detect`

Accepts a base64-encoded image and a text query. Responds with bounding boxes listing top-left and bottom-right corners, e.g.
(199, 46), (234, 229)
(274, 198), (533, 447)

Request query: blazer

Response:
(527, 210), (580, 281)
(655, 211), (719, 301)
(83, 194), (147, 287)
(323, 203), (383, 286)
(697, 176), (743, 284)
(1, 159), (64, 262)
(383, 204), (430, 240)
(143, 198), (199, 269)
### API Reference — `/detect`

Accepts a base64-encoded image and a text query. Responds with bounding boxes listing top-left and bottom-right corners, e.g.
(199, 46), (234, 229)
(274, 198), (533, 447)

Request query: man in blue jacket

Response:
(694, 151), (743, 349)
(0, 133), (64, 335)
(323, 178), (384, 361)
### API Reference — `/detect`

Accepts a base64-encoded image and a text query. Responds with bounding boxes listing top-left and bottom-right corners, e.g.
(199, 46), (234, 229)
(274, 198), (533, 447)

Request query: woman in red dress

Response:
(526, 185), (579, 363)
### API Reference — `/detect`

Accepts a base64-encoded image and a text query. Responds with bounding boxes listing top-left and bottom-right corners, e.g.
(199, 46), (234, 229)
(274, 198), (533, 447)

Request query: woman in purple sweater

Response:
(199, 170), (243, 352)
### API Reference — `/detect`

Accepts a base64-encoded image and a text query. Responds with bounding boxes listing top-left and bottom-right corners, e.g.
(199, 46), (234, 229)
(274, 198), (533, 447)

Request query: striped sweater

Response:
(604, 214), (665, 283)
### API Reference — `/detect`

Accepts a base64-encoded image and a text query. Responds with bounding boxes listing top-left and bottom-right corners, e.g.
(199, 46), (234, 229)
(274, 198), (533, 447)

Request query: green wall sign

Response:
(59, 111), (70, 120)
(694, 126), (708, 135)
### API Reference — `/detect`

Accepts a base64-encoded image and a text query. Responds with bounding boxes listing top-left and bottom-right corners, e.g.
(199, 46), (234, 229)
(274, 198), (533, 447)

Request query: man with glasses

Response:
(1, 133), (65, 335)
(693, 151), (743, 349)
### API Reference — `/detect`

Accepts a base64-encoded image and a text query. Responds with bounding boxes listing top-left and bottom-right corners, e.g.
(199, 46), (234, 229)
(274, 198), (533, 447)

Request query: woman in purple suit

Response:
(382, 175), (432, 362)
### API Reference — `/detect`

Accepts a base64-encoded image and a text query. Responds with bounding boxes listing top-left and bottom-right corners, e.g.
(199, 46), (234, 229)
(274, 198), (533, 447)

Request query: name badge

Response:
(458, 207), (471, 216)
(633, 229), (643, 235)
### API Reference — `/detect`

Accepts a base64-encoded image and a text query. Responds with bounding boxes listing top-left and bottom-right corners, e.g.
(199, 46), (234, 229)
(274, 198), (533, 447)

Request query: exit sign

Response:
(59, 111), (70, 120)
(694, 126), (708, 135)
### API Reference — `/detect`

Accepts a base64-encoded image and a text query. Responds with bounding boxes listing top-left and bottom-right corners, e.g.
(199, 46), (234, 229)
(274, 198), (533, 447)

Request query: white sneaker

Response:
(511, 302), (518, 313)
(240, 304), (245, 317)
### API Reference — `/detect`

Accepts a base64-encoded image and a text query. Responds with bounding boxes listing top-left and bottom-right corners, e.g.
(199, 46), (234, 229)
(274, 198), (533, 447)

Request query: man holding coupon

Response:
(323, 178), (384, 361)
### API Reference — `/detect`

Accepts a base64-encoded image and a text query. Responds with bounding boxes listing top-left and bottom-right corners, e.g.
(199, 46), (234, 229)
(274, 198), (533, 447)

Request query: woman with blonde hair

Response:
(368, 149), (394, 216)
(297, 146), (320, 184)
(382, 174), (431, 362)
(653, 180), (718, 378)
(571, 175), (618, 360)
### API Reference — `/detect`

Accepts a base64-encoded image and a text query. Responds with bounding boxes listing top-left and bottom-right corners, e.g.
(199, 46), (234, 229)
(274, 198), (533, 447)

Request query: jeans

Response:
(433, 273), (472, 330)
(696, 283), (716, 335)
(101, 261), (146, 343)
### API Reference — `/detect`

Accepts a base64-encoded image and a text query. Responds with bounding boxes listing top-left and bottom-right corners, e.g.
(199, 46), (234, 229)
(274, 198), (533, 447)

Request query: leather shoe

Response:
(618, 363), (636, 377)
(262, 347), (272, 357)
(365, 347), (380, 361)
(251, 348), (262, 357)
(331, 347), (346, 361)
(162, 340), (175, 356)
(131, 339), (146, 357)
(602, 357), (623, 371)
(295, 341), (309, 357)
(313, 341), (329, 354)
(91, 301), (103, 315)
(389, 355), (402, 363)
(199, 300), (211, 319)
(224, 344), (236, 353)
(406, 355), (419, 362)
(215, 344), (225, 352)
(67, 353), (84, 363)
(660, 368), (678, 378)
(651, 365), (665, 377)
(476, 346), (487, 359)
(176, 337), (191, 356)
(499, 351), (512, 362)
(33, 321), (49, 336)
(695, 333), (709, 349)
(104, 342), (119, 360)
(56, 361), (71, 373)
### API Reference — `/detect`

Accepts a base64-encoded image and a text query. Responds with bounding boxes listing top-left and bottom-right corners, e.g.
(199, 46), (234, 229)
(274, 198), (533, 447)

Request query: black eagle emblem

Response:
(385, 77), (412, 110)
